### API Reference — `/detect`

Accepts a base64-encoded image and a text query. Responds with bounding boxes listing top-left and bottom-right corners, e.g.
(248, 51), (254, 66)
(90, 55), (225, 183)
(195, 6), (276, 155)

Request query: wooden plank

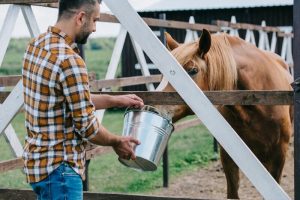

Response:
(104, 27), (127, 81)
(0, 0), (57, 3)
(83, 192), (205, 200)
(93, 28), (128, 127)
(130, 36), (155, 91)
(0, 5), (20, 67)
(213, 19), (280, 32)
(0, 90), (293, 105)
(0, 189), (35, 200)
(3, 124), (24, 157)
(0, 147), (112, 172)
(0, 81), (24, 136)
(101, 13), (217, 31)
(174, 118), (201, 132)
(0, 74), (162, 89)
(99, 13), (119, 23)
(143, 17), (220, 32)
(278, 32), (294, 38)
(0, 157), (23, 173)
(100, 13), (220, 32)
(0, 189), (206, 200)
(86, 146), (111, 160)
(0, 75), (21, 87)
(95, 91), (293, 105)
(21, 5), (40, 37)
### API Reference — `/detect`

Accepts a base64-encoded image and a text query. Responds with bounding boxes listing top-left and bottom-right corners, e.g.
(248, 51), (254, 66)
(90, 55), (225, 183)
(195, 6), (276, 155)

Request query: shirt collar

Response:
(48, 26), (80, 53)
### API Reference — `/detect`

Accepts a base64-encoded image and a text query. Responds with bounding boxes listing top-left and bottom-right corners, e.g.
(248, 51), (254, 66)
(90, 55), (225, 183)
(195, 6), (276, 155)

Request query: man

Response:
(22, 0), (144, 199)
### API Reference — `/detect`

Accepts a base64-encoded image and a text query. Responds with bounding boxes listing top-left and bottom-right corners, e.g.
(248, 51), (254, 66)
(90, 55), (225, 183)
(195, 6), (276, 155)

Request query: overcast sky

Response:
(0, 1), (160, 38)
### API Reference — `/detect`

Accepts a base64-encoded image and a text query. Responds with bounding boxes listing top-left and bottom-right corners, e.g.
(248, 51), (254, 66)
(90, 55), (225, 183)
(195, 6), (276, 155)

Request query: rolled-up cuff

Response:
(79, 116), (99, 141)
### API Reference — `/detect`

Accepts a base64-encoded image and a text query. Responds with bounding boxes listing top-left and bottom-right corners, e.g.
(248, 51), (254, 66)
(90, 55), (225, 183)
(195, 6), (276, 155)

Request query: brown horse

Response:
(156, 30), (293, 199)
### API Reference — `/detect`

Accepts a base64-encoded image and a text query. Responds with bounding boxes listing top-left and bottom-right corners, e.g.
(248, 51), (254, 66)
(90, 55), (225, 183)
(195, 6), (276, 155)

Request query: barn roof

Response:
(138, 0), (293, 12)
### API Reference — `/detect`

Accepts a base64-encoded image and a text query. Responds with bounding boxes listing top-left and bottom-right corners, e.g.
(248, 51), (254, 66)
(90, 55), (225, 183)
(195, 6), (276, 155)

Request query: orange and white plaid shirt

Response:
(22, 26), (99, 183)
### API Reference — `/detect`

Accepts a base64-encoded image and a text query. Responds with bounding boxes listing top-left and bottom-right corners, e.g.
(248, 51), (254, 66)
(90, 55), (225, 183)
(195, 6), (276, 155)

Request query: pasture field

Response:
(0, 37), (119, 79)
(0, 38), (215, 193)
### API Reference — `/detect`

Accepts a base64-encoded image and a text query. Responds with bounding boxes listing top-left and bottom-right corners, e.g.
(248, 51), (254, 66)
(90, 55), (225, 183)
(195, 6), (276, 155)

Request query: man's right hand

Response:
(89, 124), (141, 160)
(112, 136), (140, 160)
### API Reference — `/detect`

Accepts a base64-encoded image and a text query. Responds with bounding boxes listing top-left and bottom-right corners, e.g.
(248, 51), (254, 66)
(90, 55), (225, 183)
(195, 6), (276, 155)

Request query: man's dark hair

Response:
(58, 0), (102, 20)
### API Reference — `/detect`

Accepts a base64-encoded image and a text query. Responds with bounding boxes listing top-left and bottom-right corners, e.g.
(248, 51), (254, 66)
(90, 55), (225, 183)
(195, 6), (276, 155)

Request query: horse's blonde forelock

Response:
(205, 34), (237, 90)
(172, 42), (198, 66)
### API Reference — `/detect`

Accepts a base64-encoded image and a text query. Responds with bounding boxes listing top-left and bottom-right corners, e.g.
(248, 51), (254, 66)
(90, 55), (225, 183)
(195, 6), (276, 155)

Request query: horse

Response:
(155, 29), (293, 199)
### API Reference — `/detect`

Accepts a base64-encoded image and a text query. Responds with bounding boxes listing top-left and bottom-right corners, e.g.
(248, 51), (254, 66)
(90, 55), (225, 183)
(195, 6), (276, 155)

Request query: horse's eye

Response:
(187, 67), (199, 76)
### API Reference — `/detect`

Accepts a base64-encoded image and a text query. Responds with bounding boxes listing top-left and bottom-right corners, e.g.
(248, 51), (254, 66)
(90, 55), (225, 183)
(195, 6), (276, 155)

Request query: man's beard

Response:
(75, 24), (91, 44)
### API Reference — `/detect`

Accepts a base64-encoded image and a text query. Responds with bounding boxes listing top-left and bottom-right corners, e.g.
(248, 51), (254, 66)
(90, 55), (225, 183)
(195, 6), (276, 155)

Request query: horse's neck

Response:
(226, 36), (291, 91)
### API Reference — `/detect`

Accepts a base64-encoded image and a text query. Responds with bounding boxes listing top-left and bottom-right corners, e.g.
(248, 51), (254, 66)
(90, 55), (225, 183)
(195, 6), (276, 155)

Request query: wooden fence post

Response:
(159, 13), (169, 188)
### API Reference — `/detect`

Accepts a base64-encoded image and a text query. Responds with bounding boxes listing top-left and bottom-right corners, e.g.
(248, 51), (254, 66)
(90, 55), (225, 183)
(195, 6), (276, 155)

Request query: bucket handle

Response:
(125, 105), (172, 122)
(125, 105), (159, 114)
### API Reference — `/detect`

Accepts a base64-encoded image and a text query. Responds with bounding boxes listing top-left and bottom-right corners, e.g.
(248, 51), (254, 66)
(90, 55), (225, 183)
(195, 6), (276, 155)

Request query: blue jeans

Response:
(30, 162), (83, 200)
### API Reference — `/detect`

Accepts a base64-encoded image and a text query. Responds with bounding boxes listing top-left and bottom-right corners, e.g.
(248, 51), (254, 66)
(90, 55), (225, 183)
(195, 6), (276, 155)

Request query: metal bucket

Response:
(118, 105), (174, 171)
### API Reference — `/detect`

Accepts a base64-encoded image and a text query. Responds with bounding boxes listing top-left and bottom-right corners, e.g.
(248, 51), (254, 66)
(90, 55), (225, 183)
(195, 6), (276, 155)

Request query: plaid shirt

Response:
(22, 26), (99, 183)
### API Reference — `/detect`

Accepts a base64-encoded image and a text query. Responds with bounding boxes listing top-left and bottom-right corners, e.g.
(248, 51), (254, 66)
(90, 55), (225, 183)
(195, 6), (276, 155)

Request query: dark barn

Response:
(121, 0), (293, 91)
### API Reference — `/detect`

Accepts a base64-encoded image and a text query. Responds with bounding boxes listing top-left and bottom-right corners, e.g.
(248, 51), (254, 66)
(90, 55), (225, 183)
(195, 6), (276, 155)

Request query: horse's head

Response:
(156, 30), (237, 123)
(155, 30), (212, 122)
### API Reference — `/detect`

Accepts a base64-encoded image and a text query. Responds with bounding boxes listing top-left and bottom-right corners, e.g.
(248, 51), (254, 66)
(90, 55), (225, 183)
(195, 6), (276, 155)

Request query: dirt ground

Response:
(151, 141), (294, 200)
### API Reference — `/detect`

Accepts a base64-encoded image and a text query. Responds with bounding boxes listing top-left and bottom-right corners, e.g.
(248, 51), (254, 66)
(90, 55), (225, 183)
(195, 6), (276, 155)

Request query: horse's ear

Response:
(165, 32), (179, 51)
(198, 29), (211, 58)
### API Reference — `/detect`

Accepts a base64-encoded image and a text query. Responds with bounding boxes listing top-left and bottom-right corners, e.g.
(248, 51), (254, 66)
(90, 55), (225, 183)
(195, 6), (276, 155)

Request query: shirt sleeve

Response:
(59, 55), (99, 140)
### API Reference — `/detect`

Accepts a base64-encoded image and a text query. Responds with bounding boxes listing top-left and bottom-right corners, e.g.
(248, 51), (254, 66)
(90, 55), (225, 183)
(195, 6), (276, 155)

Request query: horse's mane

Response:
(172, 33), (237, 91)
(206, 34), (237, 90)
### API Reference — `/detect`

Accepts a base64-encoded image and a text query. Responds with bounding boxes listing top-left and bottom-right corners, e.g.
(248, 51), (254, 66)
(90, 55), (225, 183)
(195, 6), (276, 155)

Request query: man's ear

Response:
(198, 29), (211, 58)
(165, 32), (179, 51)
(75, 11), (86, 26)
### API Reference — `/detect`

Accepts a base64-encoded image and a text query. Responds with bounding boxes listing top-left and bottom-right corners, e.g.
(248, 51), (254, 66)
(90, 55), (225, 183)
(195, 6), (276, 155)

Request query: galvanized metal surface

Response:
(119, 107), (173, 171)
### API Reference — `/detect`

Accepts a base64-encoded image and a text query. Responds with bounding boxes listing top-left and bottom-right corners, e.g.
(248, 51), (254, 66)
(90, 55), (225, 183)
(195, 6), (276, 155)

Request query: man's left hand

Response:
(114, 94), (144, 108)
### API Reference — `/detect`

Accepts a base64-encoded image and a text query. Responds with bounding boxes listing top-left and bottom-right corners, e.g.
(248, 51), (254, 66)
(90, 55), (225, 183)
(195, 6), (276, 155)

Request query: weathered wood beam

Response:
(0, 75), (21, 87)
(95, 91), (293, 105)
(278, 32), (294, 38)
(0, 157), (23, 173)
(0, 189), (206, 200)
(0, 74), (162, 89)
(213, 19), (280, 32)
(90, 75), (162, 91)
(86, 146), (111, 160)
(174, 118), (201, 132)
(0, 90), (293, 105)
(100, 13), (220, 32)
